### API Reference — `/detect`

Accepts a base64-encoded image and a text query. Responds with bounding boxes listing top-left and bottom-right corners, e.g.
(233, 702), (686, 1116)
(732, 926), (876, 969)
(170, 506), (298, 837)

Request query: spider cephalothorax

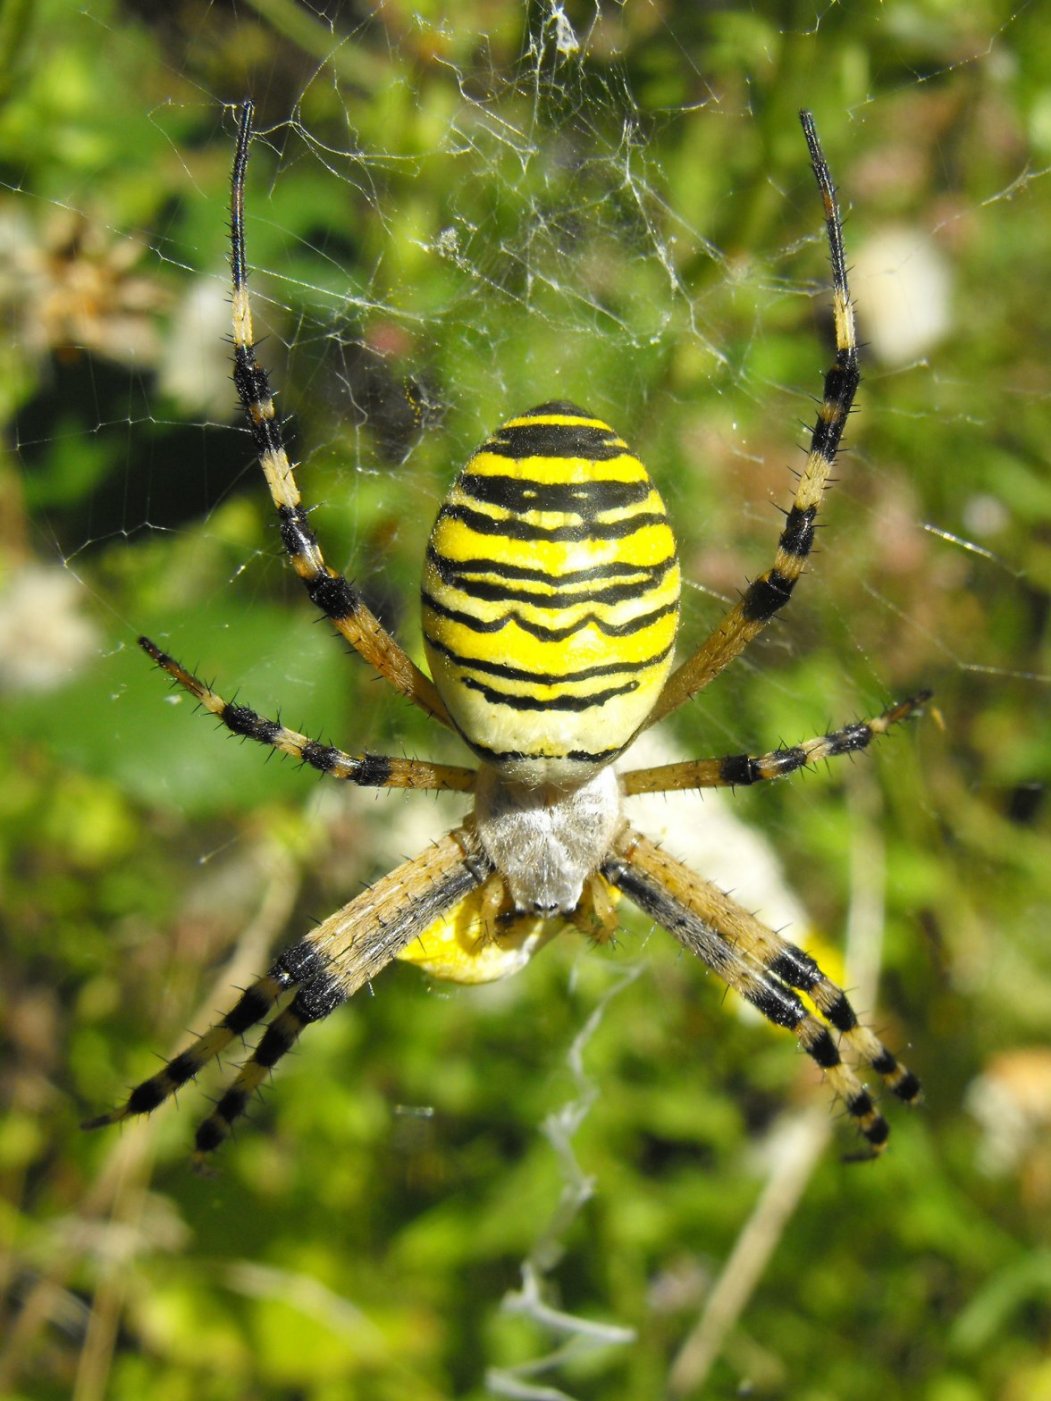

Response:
(87, 102), (924, 1163)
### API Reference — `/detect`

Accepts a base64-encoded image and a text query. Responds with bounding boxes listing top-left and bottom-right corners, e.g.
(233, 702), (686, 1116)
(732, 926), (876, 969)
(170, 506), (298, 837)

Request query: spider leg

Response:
(139, 637), (475, 792)
(622, 692), (930, 796)
(230, 100), (451, 728)
(84, 825), (492, 1158)
(602, 828), (920, 1154)
(647, 111), (859, 727)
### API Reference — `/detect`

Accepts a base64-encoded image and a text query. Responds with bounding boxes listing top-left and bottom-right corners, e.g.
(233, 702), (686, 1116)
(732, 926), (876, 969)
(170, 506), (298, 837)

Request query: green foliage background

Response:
(2, 2), (1049, 1398)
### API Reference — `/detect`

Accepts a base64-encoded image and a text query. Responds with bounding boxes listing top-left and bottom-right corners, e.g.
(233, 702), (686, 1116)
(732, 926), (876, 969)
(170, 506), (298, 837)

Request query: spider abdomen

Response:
(422, 402), (681, 782)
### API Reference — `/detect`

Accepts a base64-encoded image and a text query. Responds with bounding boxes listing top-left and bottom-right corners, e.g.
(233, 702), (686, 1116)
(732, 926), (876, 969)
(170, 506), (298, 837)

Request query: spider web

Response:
(4, 2), (1050, 1399)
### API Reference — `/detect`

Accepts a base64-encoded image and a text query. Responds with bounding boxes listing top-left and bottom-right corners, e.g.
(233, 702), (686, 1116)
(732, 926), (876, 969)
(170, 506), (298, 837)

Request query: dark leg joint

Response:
(742, 569), (795, 623)
(822, 990), (859, 1033)
(806, 1027), (841, 1069)
(719, 753), (757, 786)
(767, 946), (821, 992)
(126, 1077), (169, 1116)
(223, 982), (279, 1036)
(779, 504), (817, 558)
(892, 1068), (922, 1103)
(293, 975), (347, 1024)
(253, 1017), (301, 1069)
(273, 939), (329, 988)
(747, 980), (805, 1030)
(305, 569), (361, 621)
(223, 702), (280, 743)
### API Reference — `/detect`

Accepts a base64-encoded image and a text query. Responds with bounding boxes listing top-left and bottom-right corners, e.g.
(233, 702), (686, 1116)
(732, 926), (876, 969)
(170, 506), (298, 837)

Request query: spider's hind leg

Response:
(765, 939), (921, 1109)
(604, 829), (920, 1154)
(190, 947), (341, 1157)
(81, 965), (294, 1131)
(85, 825), (491, 1158)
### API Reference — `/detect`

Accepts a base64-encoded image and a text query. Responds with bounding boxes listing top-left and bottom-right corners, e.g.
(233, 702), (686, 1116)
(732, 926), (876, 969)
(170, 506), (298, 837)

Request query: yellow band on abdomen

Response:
(423, 403), (680, 781)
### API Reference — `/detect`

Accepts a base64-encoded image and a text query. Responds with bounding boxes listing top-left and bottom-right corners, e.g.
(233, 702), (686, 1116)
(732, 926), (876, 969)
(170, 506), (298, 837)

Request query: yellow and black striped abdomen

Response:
(422, 403), (681, 782)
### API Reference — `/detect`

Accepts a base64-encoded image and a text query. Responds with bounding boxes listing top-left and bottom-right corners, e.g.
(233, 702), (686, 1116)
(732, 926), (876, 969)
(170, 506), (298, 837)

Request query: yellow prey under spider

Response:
(86, 101), (926, 1163)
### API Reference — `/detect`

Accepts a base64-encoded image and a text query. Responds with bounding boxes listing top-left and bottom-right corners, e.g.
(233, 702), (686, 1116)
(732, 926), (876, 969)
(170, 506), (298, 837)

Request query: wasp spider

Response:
(87, 103), (925, 1162)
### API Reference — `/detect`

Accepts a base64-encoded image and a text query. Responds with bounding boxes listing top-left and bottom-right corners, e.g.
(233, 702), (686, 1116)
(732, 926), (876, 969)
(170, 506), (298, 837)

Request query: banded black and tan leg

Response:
(622, 692), (930, 796)
(602, 829), (921, 1153)
(229, 100), (451, 728)
(85, 825), (493, 1158)
(139, 636), (475, 793)
(647, 111), (859, 728)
